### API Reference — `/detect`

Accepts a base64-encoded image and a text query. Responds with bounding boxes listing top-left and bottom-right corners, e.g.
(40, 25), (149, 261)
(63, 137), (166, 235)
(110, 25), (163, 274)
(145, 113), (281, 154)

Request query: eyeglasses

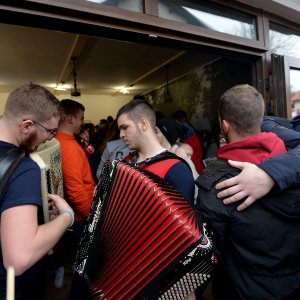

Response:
(31, 120), (58, 137)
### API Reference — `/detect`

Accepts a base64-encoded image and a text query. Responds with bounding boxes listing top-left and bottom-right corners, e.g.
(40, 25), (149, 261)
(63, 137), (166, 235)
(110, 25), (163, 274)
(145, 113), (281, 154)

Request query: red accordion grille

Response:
(89, 162), (201, 299)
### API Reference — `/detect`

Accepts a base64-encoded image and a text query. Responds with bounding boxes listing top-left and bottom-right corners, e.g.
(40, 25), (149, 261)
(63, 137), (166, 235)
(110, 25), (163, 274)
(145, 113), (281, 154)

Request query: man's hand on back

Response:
(215, 160), (275, 211)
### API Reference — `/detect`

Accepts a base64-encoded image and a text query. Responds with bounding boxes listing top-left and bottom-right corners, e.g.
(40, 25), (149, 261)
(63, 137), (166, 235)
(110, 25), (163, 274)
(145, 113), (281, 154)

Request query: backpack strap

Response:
(0, 148), (25, 201)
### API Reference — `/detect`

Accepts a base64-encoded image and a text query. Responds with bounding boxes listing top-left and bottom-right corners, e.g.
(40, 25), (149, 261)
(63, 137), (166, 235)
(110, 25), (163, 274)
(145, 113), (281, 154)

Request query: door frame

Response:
(283, 56), (300, 118)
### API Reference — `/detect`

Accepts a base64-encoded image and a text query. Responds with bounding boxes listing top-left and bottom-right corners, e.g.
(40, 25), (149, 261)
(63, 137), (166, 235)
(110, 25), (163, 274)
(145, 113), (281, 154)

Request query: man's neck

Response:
(57, 125), (75, 137)
(0, 119), (20, 146)
(137, 144), (166, 163)
(228, 129), (261, 143)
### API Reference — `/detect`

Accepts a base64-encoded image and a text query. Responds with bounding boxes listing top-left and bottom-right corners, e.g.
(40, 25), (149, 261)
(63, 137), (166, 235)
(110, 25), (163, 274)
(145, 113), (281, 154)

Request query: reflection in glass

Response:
(86, 0), (143, 12)
(270, 24), (300, 59)
(158, 0), (256, 40)
(290, 69), (300, 118)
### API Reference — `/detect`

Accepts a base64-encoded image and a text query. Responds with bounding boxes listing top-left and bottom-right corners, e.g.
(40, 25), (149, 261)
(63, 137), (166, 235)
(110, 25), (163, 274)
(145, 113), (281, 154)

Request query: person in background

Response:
(56, 99), (96, 300)
(117, 100), (195, 206)
(82, 123), (97, 149)
(172, 109), (204, 174)
(156, 118), (199, 182)
(93, 119), (109, 151)
(56, 99), (95, 241)
(106, 115), (114, 125)
(215, 114), (300, 211)
(155, 110), (166, 121)
(95, 119), (130, 180)
(196, 84), (300, 299)
(0, 83), (74, 299)
(76, 127), (95, 158)
(205, 126), (221, 159)
(94, 124), (100, 133)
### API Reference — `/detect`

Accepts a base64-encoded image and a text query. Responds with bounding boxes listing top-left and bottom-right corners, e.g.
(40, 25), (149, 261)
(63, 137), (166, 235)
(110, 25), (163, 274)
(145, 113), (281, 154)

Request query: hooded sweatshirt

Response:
(196, 132), (300, 300)
(216, 132), (287, 163)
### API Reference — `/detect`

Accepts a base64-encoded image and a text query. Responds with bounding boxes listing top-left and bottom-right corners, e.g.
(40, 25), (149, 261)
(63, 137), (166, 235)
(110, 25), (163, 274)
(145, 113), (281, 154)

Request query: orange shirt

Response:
(56, 132), (95, 222)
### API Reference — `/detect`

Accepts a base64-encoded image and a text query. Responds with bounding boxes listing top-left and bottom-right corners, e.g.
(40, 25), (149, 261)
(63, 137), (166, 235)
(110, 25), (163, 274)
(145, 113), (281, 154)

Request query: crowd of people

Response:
(0, 82), (299, 300)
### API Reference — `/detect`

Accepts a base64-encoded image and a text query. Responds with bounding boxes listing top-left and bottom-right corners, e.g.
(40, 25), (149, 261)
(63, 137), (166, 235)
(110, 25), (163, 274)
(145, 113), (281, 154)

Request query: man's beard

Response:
(131, 129), (143, 151)
(21, 132), (39, 154)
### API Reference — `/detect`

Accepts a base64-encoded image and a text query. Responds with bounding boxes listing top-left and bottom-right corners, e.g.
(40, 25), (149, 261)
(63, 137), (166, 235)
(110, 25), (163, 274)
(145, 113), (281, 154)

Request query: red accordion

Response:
(74, 160), (214, 299)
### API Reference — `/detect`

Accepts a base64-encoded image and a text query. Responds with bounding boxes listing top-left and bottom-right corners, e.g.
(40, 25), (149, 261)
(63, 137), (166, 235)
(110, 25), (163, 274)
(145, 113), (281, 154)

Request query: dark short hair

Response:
(219, 84), (265, 135)
(172, 109), (188, 122)
(117, 99), (156, 130)
(157, 118), (182, 146)
(58, 99), (85, 121)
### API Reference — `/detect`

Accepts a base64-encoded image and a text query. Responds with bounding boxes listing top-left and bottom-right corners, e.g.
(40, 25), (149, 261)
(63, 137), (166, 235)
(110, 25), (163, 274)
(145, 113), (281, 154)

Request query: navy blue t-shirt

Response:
(126, 151), (195, 205)
(0, 141), (43, 296)
(163, 161), (195, 205)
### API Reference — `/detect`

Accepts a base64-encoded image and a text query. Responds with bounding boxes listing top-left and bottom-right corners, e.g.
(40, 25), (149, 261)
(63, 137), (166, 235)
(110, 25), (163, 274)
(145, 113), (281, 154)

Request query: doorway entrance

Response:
(0, 21), (259, 132)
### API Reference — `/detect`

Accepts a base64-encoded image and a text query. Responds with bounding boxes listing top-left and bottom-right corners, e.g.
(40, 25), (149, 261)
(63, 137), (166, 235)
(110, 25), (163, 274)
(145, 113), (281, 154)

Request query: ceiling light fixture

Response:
(120, 87), (130, 94)
(54, 82), (67, 91)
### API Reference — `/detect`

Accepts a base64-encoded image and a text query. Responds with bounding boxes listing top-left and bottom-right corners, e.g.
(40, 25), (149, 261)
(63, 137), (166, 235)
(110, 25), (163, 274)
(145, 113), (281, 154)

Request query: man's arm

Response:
(165, 162), (195, 205)
(216, 160), (275, 211)
(216, 123), (300, 210)
(1, 194), (72, 275)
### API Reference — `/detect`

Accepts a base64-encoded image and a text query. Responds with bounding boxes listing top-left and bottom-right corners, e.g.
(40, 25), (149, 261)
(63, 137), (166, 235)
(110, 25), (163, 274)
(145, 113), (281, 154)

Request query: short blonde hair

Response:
(4, 82), (59, 122)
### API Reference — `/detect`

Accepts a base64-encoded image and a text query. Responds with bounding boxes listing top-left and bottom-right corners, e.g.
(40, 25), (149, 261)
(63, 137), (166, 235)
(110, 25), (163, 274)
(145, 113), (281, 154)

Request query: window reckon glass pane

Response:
(86, 0), (143, 13)
(158, 0), (256, 40)
(270, 24), (300, 59)
(290, 69), (300, 118)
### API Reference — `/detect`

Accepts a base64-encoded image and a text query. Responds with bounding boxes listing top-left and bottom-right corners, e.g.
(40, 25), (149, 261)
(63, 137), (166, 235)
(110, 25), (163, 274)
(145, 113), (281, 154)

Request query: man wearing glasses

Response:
(0, 83), (74, 299)
(31, 120), (58, 139)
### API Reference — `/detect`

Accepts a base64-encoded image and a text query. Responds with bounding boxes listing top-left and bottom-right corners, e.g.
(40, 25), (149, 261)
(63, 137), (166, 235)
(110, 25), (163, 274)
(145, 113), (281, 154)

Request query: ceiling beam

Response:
(55, 34), (90, 87)
(112, 50), (186, 96)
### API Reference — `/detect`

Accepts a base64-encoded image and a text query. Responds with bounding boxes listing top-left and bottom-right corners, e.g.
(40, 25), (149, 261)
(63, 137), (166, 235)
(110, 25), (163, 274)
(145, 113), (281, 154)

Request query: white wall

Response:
(0, 93), (8, 115)
(0, 91), (132, 124)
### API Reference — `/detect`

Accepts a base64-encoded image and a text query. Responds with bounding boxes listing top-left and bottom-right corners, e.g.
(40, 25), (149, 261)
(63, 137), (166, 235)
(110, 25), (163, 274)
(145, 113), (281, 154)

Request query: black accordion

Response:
(74, 160), (215, 299)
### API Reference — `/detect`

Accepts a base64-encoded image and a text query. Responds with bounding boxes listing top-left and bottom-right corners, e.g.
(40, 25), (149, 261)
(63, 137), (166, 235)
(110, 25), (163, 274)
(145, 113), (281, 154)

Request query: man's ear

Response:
(138, 117), (148, 132)
(67, 115), (73, 124)
(21, 120), (33, 134)
(221, 119), (229, 134)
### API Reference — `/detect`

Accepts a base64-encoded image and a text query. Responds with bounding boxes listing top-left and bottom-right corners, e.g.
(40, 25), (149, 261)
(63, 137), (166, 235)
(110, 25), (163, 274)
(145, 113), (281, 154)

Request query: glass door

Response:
(289, 66), (300, 118)
(271, 54), (300, 119)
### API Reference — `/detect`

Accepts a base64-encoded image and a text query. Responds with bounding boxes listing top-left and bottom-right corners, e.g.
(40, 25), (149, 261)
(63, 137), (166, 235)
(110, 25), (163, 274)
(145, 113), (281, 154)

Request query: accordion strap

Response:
(0, 148), (25, 203)
(138, 151), (192, 171)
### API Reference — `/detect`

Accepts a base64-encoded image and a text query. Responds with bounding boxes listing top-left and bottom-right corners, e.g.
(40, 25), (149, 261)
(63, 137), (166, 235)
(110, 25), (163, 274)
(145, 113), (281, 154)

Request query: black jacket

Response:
(196, 160), (300, 300)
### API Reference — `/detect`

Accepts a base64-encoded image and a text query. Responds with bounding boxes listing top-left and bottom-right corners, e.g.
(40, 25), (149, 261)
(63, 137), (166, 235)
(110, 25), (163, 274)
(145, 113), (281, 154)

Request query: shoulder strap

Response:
(139, 151), (191, 170)
(0, 148), (25, 201)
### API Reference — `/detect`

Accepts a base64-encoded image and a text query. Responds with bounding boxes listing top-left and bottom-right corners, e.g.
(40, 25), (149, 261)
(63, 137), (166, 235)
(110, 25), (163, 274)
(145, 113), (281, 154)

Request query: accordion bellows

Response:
(74, 161), (213, 299)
